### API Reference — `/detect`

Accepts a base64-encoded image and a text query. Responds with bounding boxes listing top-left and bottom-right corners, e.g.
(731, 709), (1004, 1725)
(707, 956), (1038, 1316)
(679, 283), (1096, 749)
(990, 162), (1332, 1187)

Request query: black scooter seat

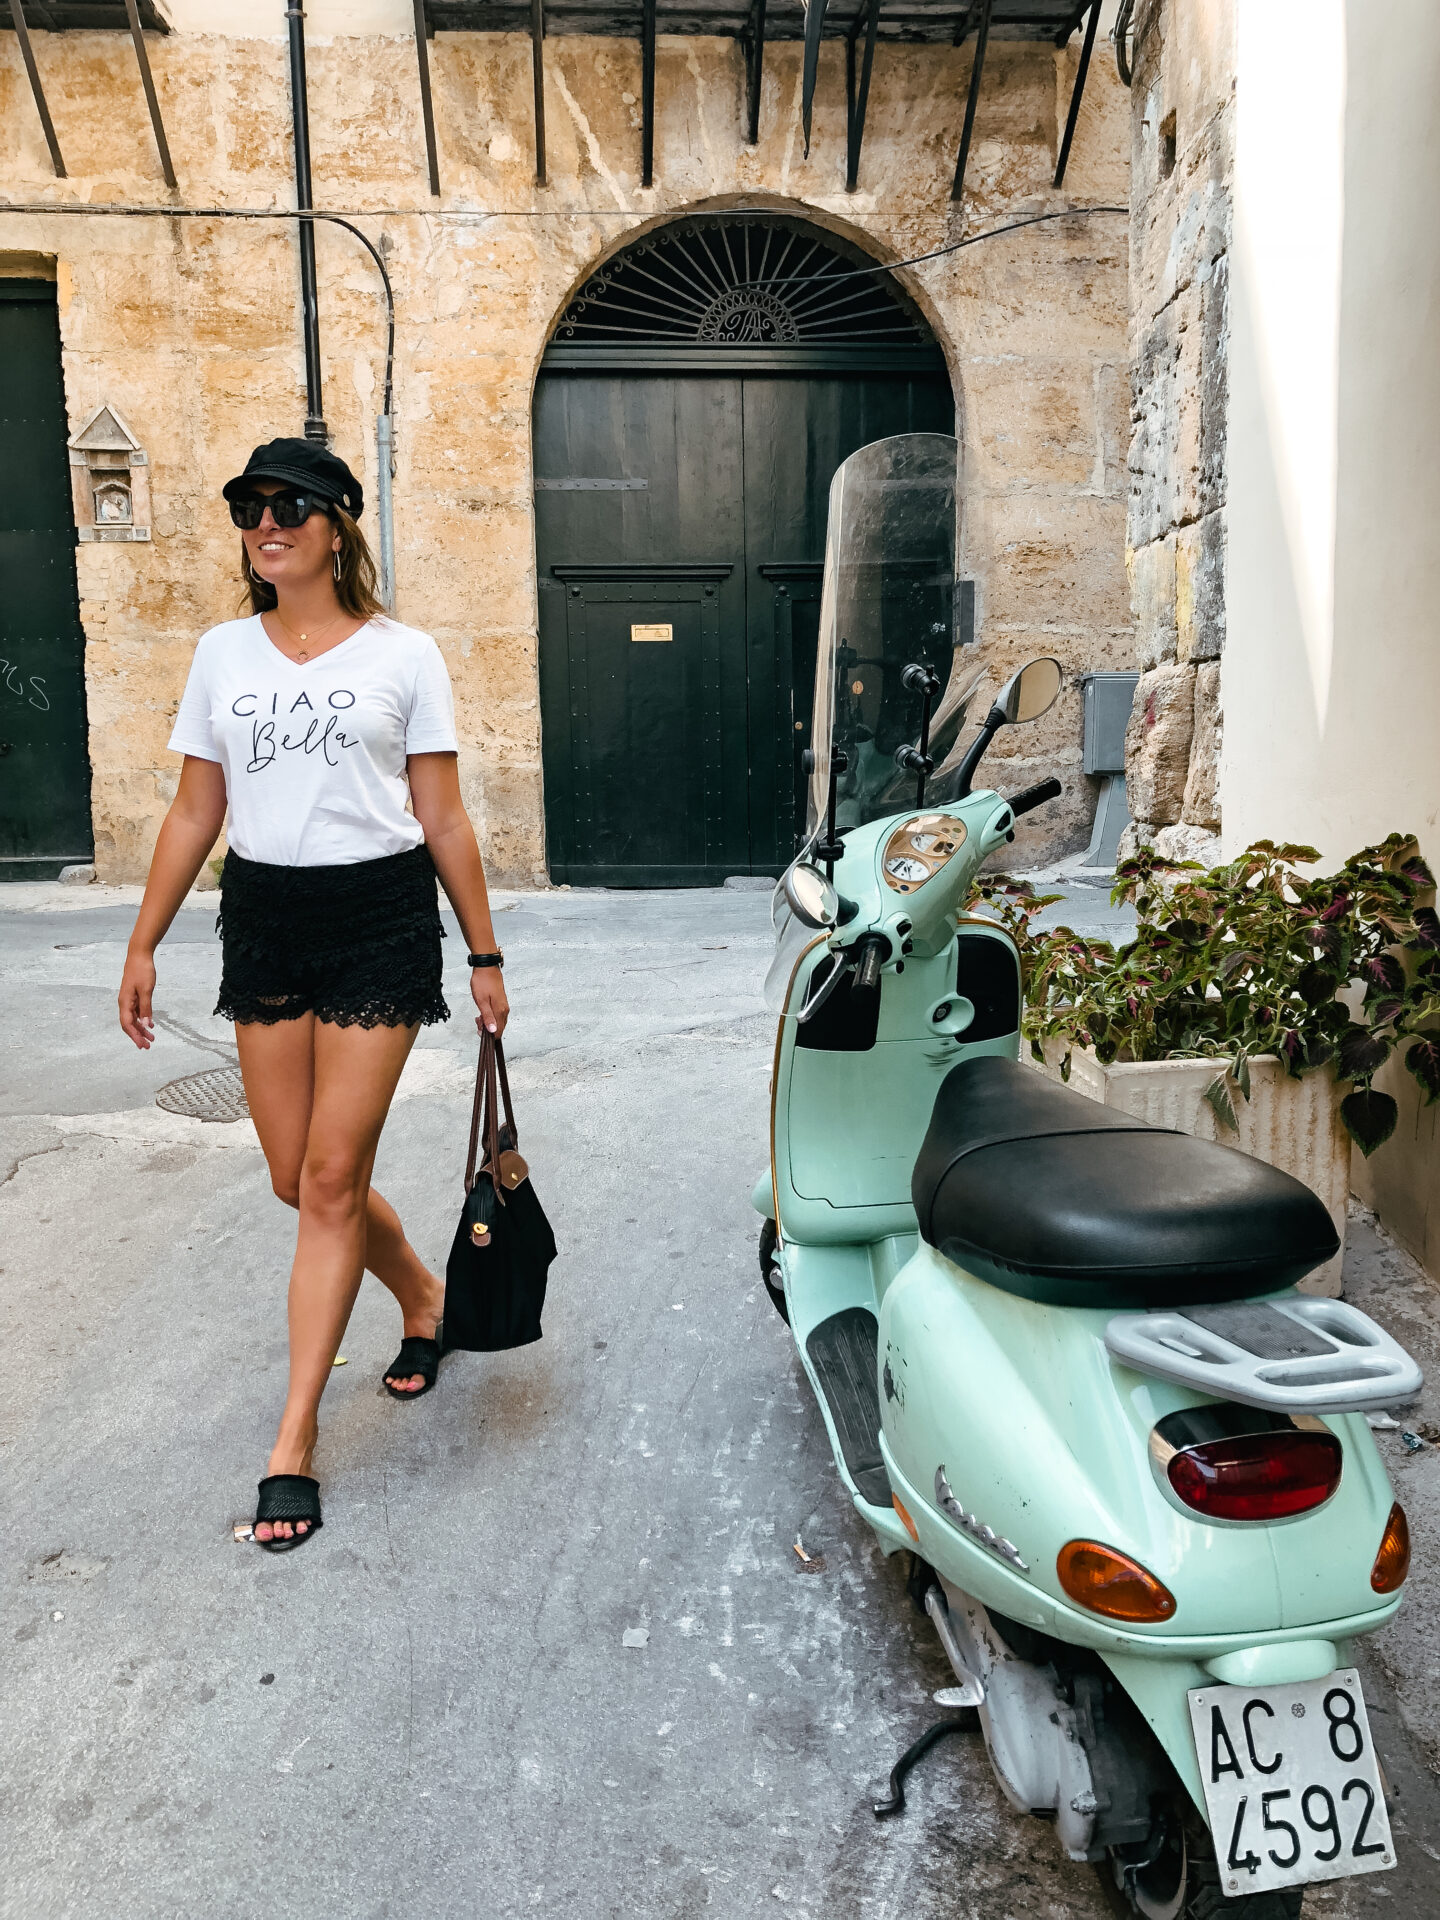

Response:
(911, 1057), (1338, 1309)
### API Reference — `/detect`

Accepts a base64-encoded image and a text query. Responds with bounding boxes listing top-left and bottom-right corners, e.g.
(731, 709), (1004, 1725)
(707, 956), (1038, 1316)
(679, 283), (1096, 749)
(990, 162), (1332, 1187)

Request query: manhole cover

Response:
(155, 1066), (250, 1123)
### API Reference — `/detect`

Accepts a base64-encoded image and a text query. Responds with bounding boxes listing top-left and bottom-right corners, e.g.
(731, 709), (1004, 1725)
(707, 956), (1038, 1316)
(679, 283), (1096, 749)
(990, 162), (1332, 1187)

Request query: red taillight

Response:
(1167, 1430), (1342, 1521)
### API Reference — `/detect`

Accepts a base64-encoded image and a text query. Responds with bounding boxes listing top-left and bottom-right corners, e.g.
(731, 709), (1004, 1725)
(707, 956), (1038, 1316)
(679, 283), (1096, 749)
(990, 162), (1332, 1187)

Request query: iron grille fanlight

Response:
(553, 217), (931, 349)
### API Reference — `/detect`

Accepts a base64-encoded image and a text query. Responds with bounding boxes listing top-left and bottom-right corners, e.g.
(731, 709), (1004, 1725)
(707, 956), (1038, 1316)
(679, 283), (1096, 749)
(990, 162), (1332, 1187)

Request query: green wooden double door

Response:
(0, 282), (91, 879)
(536, 369), (953, 887)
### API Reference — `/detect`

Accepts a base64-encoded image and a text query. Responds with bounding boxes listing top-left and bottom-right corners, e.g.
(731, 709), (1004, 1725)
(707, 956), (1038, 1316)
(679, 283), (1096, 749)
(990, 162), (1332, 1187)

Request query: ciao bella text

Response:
(232, 688), (359, 773)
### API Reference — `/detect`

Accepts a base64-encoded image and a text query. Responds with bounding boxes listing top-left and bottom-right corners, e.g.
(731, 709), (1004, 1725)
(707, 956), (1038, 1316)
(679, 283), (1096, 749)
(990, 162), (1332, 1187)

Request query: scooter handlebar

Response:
(853, 934), (889, 992)
(1006, 777), (1062, 818)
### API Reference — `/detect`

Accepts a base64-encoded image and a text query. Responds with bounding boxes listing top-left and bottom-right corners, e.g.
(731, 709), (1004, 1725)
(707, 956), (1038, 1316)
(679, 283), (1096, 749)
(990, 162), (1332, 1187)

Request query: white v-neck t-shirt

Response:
(168, 614), (459, 867)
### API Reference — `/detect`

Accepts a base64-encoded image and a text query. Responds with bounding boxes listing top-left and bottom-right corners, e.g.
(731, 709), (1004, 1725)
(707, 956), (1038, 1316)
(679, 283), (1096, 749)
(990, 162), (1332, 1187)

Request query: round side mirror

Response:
(996, 657), (1063, 726)
(784, 862), (839, 930)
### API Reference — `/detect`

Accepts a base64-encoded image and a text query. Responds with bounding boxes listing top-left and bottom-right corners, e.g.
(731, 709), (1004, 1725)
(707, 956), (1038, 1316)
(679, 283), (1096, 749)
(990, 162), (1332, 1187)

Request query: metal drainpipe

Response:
(376, 413), (396, 611)
(285, 0), (327, 442)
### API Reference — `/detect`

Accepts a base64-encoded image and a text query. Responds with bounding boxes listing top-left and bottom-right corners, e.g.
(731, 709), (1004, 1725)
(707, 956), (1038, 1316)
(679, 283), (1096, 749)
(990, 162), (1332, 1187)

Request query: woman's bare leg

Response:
(237, 1018), (443, 1396)
(236, 1016), (421, 1540)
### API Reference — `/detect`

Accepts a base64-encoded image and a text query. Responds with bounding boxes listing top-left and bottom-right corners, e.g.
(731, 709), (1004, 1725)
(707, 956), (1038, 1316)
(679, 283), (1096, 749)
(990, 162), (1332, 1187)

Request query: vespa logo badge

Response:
(934, 1467), (1029, 1572)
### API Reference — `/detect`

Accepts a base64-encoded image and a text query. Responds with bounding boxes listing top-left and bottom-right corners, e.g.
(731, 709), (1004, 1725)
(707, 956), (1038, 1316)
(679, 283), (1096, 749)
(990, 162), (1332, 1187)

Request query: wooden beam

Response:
(1052, 0), (1100, 188)
(123, 0), (177, 189)
(412, 0), (442, 195)
(844, 0), (879, 193)
(741, 0), (765, 146)
(641, 0), (656, 186)
(800, 0), (828, 159)
(530, 0), (547, 186)
(949, 0), (991, 205)
(8, 0), (66, 178)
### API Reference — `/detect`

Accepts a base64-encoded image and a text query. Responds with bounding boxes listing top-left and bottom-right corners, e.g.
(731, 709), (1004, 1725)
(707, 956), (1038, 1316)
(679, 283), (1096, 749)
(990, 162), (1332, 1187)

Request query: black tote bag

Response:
(442, 1032), (556, 1352)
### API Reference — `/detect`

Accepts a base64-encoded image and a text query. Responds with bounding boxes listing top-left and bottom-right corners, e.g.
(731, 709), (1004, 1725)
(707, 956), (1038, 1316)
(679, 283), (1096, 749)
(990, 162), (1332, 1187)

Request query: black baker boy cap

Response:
(222, 437), (364, 518)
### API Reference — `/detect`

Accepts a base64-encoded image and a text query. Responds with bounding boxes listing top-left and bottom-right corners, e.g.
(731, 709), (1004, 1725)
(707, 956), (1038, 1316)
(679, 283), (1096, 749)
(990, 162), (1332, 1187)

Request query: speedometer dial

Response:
(881, 813), (968, 892)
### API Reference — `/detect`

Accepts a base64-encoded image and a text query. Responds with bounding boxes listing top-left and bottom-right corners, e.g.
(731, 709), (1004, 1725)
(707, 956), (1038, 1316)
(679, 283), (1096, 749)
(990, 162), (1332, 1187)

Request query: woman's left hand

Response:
(471, 966), (509, 1037)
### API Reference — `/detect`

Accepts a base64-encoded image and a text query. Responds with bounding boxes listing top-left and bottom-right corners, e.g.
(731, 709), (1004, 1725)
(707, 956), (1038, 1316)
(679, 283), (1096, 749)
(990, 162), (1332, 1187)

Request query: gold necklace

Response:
(271, 607), (345, 662)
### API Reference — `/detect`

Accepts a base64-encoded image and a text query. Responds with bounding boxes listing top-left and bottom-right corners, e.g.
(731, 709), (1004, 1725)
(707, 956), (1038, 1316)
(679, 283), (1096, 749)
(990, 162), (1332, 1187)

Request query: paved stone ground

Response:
(2, 881), (1439, 1920)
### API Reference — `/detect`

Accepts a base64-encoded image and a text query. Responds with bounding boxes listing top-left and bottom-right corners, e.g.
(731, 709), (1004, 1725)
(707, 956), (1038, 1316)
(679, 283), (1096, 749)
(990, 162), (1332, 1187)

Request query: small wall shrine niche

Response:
(69, 404), (151, 543)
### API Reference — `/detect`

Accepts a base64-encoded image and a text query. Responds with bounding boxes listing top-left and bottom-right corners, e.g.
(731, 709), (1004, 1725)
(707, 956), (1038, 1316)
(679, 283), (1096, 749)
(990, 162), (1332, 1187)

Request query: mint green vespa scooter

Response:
(754, 434), (1420, 1918)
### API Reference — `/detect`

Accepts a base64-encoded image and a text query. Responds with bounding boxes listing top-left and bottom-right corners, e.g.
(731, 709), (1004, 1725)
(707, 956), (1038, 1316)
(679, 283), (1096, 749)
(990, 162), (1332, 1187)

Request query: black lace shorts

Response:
(216, 844), (449, 1029)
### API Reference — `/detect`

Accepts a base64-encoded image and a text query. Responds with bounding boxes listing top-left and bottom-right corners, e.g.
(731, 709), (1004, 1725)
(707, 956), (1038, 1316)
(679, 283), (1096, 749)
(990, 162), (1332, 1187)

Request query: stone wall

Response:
(1, 21), (1130, 882)
(1121, 0), (1232, 865)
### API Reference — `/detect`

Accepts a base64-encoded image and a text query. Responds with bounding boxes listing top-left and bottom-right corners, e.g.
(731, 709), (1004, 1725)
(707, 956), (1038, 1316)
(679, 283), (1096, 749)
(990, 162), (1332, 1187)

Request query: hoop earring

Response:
(333, 553), (341, 584)
(247, 562), (267, 586)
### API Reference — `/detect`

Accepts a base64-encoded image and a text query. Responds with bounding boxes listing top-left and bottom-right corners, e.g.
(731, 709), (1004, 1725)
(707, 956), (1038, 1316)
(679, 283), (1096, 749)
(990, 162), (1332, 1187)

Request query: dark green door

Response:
(535, 368), (952, 886)
(535, 373), (749, 886)
(0, 282), (91, 878)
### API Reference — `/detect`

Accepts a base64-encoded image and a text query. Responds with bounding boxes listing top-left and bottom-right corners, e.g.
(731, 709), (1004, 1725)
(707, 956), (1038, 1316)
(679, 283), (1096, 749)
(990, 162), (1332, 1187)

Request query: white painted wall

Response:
(159, 0), (414, 36)
(1225, 0), (1440, 1275)
(1224, 0), (1440, 868)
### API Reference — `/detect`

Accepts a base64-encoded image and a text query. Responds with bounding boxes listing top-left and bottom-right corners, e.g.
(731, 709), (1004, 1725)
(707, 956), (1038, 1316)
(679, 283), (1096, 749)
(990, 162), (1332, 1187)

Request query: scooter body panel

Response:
(877, 1241), (1402, 1640)
(769, 807), (1023, 1250)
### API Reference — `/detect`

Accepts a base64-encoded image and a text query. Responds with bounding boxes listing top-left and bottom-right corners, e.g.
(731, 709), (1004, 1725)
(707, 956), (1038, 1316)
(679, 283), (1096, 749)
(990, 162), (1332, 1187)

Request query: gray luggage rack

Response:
(1104, 1297), (1423, 1414)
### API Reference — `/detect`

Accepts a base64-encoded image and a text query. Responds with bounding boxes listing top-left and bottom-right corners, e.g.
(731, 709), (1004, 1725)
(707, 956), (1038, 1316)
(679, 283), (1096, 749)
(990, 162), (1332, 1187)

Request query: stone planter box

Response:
(1037, 1046), (1349, 1297)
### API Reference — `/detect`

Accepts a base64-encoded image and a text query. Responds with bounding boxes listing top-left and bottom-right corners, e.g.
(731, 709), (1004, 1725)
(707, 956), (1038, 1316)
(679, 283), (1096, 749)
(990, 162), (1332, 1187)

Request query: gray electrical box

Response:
(1082, 672), (1139, 776)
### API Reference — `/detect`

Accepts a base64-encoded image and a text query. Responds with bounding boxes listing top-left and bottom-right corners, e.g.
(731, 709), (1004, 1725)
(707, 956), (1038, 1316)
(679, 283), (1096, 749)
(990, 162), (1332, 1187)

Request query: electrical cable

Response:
(0, 203), (395, 413)
(0, 198), (1127, 303)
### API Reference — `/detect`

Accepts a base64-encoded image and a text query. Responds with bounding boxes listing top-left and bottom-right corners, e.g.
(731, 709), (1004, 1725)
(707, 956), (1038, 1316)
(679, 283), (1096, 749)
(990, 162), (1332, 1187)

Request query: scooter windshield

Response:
(802, 433), (972, 851)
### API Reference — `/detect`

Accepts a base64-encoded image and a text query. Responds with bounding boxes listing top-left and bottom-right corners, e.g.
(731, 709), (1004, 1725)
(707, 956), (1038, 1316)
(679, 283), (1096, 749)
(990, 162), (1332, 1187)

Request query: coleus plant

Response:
(973, 835), (1440, 1156)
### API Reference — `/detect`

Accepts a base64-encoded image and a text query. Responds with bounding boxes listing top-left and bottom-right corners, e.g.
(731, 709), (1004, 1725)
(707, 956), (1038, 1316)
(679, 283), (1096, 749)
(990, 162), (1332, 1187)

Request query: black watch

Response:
(467, 951), (504, 969)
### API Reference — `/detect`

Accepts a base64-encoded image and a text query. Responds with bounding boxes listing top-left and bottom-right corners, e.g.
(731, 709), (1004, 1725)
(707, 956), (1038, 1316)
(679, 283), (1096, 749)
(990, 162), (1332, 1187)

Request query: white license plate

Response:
(1188, 1670), (1394, 1895)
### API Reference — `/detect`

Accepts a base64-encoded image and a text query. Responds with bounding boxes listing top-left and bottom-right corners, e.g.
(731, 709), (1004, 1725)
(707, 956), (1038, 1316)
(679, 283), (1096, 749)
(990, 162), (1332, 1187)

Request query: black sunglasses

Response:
(229, 489), (330, 531)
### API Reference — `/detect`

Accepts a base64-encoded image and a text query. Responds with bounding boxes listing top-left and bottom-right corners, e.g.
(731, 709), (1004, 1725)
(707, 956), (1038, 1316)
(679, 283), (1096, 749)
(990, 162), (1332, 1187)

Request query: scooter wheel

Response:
(1107, 1800), (1304, 1920)
(757, 1218), (790, 1326)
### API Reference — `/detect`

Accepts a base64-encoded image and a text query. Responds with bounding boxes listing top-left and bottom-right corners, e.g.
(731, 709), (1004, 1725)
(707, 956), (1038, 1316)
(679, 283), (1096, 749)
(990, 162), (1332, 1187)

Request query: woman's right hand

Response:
(118, 949), (157, 1049)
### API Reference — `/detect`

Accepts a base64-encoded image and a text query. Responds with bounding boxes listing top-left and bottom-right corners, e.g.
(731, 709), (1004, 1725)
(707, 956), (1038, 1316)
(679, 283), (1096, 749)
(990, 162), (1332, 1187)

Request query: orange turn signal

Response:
(1057, 1540), (1177, 1623)
(892, 1495), (919, 1543)
(1371, 1502), (1410, 1593)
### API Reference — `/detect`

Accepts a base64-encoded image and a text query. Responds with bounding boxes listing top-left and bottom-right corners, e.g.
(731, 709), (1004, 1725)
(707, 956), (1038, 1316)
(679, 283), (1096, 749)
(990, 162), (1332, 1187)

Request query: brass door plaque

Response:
(630, 622), (673, 643)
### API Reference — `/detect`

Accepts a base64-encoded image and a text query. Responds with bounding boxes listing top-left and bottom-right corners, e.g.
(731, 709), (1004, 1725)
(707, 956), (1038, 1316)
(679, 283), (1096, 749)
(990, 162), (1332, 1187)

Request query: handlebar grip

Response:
(1006, 777), (1062, 818)
(854, 935), (888, 992)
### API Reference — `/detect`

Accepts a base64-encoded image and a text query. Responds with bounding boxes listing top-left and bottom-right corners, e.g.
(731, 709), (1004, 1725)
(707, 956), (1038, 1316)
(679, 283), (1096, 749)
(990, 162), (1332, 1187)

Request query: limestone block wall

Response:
(1, 21), (1129, 882)
(1122, 0), (1232, 865)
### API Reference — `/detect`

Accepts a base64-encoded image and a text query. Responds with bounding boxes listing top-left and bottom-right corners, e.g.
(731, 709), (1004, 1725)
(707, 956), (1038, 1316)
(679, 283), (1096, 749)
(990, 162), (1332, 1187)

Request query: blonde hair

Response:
(239, 504), (384, 620)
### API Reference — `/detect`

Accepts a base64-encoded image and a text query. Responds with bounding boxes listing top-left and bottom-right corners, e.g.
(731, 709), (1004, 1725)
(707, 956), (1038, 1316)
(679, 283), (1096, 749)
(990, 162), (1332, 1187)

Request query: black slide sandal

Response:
(253, 1474), (323, 1552)
(382, 1325), (442, 1400)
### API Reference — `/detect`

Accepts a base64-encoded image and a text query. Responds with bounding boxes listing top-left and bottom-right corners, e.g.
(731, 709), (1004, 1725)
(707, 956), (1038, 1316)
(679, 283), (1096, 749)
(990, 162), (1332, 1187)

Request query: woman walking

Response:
(117, 438), (508, 1551)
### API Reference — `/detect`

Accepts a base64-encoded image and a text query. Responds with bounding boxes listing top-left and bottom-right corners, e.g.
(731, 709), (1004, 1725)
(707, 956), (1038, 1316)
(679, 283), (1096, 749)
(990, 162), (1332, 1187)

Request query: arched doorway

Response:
(534, 213), (954, 887)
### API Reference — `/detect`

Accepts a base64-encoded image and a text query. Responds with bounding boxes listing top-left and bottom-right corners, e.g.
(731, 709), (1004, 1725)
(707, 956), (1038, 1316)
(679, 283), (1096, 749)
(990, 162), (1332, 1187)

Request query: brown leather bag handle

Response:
(493, 1032), (518, 1148)
(464, 1032), (520, 1202)
(464, 1031), (506, 1203)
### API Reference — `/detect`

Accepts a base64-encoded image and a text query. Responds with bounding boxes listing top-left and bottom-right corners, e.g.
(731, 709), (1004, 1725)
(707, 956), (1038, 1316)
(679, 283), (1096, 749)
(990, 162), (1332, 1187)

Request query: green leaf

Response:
(1405, 1035), (1440, 1102)
(1340, 1087), (1399, 1156)
(1337, 1026), (1392, 1080)
(1359, 953), (1406, 995)
(1203, 1073), (1239, 1132)
(1297, 963), (1341, 1006)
